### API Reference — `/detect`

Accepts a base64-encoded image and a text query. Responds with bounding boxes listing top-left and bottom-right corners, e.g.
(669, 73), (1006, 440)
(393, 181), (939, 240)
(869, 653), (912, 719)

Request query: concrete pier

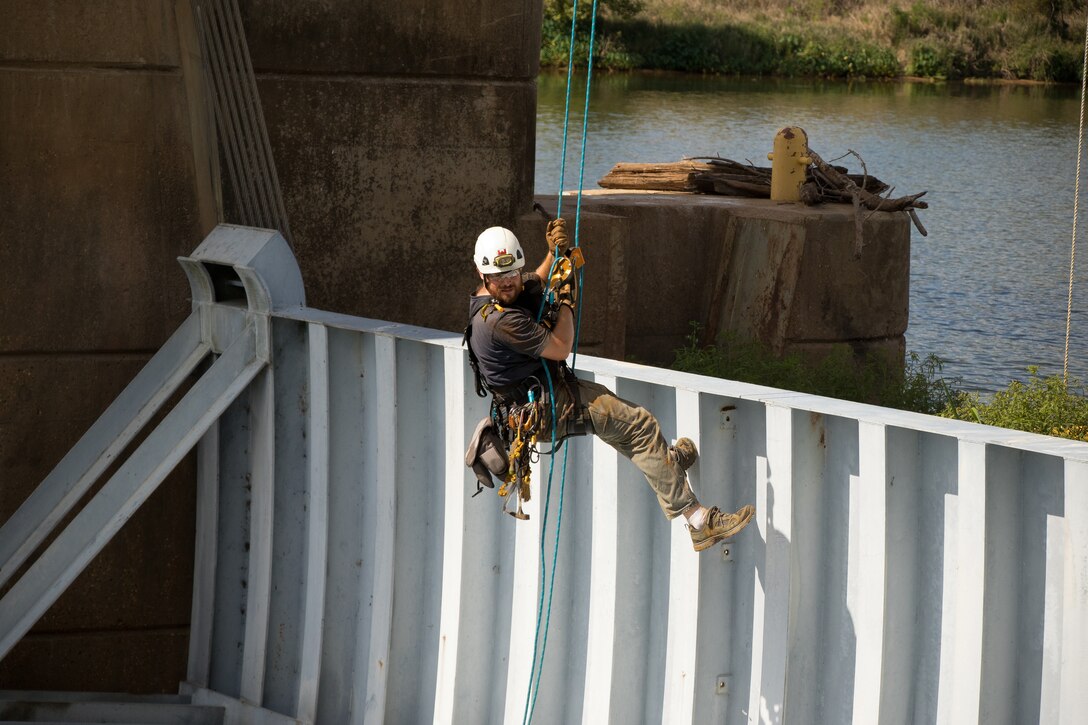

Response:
(520, 191), (909, 367)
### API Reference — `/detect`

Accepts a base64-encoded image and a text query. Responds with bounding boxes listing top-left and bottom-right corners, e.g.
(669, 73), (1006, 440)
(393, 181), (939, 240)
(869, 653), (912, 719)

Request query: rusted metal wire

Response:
(192, 0), (292, 248)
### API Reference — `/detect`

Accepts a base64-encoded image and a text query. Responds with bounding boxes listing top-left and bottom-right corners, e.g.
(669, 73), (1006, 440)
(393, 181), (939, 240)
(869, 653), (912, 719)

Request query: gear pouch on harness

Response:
(465, 416), (509, 495)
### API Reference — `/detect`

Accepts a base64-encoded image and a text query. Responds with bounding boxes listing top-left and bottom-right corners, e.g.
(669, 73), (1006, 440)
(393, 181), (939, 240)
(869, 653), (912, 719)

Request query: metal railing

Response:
(2, 226), (1086, 724)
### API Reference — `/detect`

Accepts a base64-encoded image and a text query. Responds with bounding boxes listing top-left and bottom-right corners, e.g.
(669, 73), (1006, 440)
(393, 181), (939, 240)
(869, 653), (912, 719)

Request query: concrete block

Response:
(513, 207), (628, 361)
(0, 0), (181, 67)
(0, 70), (201, 352)
(240, 0), (542, 79)
(256, 76), (537, 333)
(788, 211), (911, 341)
(0, 356), (148, 513)
(0, 356), (196, 632)
(548, 191), (911, 366)
(0, 629), (188, 694)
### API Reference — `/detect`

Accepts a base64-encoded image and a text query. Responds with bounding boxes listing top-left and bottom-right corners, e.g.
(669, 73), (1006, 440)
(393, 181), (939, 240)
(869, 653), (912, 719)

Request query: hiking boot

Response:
(689, 504), (755, 552)
(670, 437), (699, 471)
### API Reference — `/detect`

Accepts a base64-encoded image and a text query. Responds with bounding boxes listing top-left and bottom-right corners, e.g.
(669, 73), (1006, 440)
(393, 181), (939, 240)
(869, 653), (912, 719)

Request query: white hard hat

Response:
(474, 226), (525, 275)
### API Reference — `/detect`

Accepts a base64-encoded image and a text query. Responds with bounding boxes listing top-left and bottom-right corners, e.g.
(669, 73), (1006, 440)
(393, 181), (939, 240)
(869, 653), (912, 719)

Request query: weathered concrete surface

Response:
(0, 1), (182, 65)
(240, 0), (542, 332)
(240, 0), (541, 78)
(535, 190), (910, 367)
(0, 1), (205, 694)
(260, 76), (537, 330)
(0, 357), (197, 692)
(513, 208), (628, 360)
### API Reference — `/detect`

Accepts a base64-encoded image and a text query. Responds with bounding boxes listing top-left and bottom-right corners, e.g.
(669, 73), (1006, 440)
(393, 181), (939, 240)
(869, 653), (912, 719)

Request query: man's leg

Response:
(572, 379), (697, 518)
(570, 379), (753, 550)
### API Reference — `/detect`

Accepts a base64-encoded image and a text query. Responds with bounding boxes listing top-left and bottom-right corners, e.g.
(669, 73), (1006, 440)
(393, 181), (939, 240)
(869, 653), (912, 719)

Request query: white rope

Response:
(1065, 5), (1088, 383)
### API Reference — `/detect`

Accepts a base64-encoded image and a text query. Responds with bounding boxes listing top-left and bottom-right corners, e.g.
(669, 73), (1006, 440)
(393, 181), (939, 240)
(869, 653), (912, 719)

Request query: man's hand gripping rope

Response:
(542, 216), (583, 314)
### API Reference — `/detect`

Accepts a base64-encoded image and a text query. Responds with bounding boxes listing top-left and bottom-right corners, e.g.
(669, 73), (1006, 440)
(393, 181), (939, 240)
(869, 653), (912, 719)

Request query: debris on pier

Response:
(598, 150), (929, 239)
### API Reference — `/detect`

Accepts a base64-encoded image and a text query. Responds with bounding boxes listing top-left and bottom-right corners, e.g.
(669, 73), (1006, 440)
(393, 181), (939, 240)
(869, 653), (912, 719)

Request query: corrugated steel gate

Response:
(1, 225), (1086, 724)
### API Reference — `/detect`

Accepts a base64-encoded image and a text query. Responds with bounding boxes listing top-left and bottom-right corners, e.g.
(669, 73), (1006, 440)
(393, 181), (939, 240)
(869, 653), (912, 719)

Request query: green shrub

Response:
(671, 326), (960, 414)
(674, 329), (1088, 443)
(542, 1), (1084, 82)
(941, 367), (1088, 440)
(1004, 39), (1082, 81)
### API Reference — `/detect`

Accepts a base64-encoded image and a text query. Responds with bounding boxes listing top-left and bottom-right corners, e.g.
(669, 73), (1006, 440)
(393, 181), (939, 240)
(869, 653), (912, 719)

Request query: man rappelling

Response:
(464, 218), (754, 552)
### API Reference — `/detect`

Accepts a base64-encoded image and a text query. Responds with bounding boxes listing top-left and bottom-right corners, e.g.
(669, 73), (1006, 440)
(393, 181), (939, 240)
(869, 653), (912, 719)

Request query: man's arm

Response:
(532, 248), (556, 282)
(539, 304), (574, 361)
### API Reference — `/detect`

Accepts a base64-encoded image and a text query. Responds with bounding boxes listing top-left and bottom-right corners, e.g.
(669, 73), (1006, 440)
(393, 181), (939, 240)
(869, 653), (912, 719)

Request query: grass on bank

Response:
(543, 0), (1086, 81)
(672, 326), (1088, 442)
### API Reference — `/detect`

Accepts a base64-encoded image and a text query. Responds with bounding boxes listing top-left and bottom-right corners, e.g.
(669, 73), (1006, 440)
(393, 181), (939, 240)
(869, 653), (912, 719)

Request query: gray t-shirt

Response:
(467, 275), (549, 389)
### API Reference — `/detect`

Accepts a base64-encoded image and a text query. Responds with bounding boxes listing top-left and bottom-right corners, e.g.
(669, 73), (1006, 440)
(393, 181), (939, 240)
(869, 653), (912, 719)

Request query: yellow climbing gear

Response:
(500, 400), (543, 520)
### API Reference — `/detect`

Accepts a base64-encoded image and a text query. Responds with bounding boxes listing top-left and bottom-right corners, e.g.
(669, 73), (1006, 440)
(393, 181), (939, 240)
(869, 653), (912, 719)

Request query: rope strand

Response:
(523, 2), (599, 722)
(1065, 4), (1088, 383)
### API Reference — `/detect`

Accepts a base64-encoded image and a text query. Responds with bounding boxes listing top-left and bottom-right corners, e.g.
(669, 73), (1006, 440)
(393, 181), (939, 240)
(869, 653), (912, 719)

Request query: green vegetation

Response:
(672, 326), (960, 415)
(542, 0), (1085, 81)
(672, 327), (1088, 444)
(942, 366), (1088, 441)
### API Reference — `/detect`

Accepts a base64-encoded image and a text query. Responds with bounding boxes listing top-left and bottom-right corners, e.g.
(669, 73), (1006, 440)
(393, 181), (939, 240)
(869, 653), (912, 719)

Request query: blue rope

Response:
(520, 363), (560, 725)
(523, 2), (599, 722)
(553, 0), (582, 221)
(570, 0), (599, 369)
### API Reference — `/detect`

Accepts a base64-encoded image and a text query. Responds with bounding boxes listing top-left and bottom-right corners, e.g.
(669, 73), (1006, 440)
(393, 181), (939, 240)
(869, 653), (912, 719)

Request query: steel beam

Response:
(0, 323), (262, 661)
(0, 312), (209, 589)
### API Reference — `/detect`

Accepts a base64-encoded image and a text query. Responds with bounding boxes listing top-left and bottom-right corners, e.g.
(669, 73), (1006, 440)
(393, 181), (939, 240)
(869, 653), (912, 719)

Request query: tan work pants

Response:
(548, 377), (698, 519)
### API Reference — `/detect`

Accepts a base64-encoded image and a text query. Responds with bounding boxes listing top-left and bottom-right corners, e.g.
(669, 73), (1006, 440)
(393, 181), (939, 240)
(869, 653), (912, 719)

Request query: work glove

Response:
(556, 278), (577, 311)
(546, 218), (569, 256)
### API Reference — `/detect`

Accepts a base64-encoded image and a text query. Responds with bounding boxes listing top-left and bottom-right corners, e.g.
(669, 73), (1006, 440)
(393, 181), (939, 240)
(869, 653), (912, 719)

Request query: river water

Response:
(534, 72), (1088, 393)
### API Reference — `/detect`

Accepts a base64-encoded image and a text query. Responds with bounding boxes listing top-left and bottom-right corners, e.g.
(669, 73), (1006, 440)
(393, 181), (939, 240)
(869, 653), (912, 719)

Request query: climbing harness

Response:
(1066, 6), (1088, 383)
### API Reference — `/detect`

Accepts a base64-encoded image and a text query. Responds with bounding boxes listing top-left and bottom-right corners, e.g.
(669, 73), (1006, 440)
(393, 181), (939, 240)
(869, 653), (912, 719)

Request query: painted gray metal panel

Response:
(295, 323), (330, 723)
(913, 433), (959, 724)
(382, 339), (437, 722)
(198, 299), (1088, 723)
(663, 388), (700, 722)
(1014, 451), (1063, 725)
(814, 415), (860, 725)
(362, 334), (396, 724)
(582, 372), (619, 725)
(188, 422), (221, 688)
(748, 403), (792, 725)
(780, 407), (828, 724)
(1059, 460), (1088, 723)
(850, 421), (890, 725)
(314, 328), (369, 725)
(879, 426), (922, 724)
(690, 392), (747, 725)
(240, 366), (275, 704)
(262, 318), (311, 716)
(725, 399), (765, 725)
(449, 347), (516, 725)
(208, 381), (255, 698)
(189, 687), (301, 725)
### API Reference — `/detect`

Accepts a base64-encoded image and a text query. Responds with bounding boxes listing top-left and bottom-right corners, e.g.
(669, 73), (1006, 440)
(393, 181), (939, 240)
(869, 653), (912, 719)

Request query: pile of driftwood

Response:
(598, 150), (929, 243)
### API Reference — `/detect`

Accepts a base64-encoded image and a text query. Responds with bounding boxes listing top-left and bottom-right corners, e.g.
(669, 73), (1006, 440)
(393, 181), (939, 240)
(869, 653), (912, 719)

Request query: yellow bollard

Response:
(767, 126), (813, 201)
